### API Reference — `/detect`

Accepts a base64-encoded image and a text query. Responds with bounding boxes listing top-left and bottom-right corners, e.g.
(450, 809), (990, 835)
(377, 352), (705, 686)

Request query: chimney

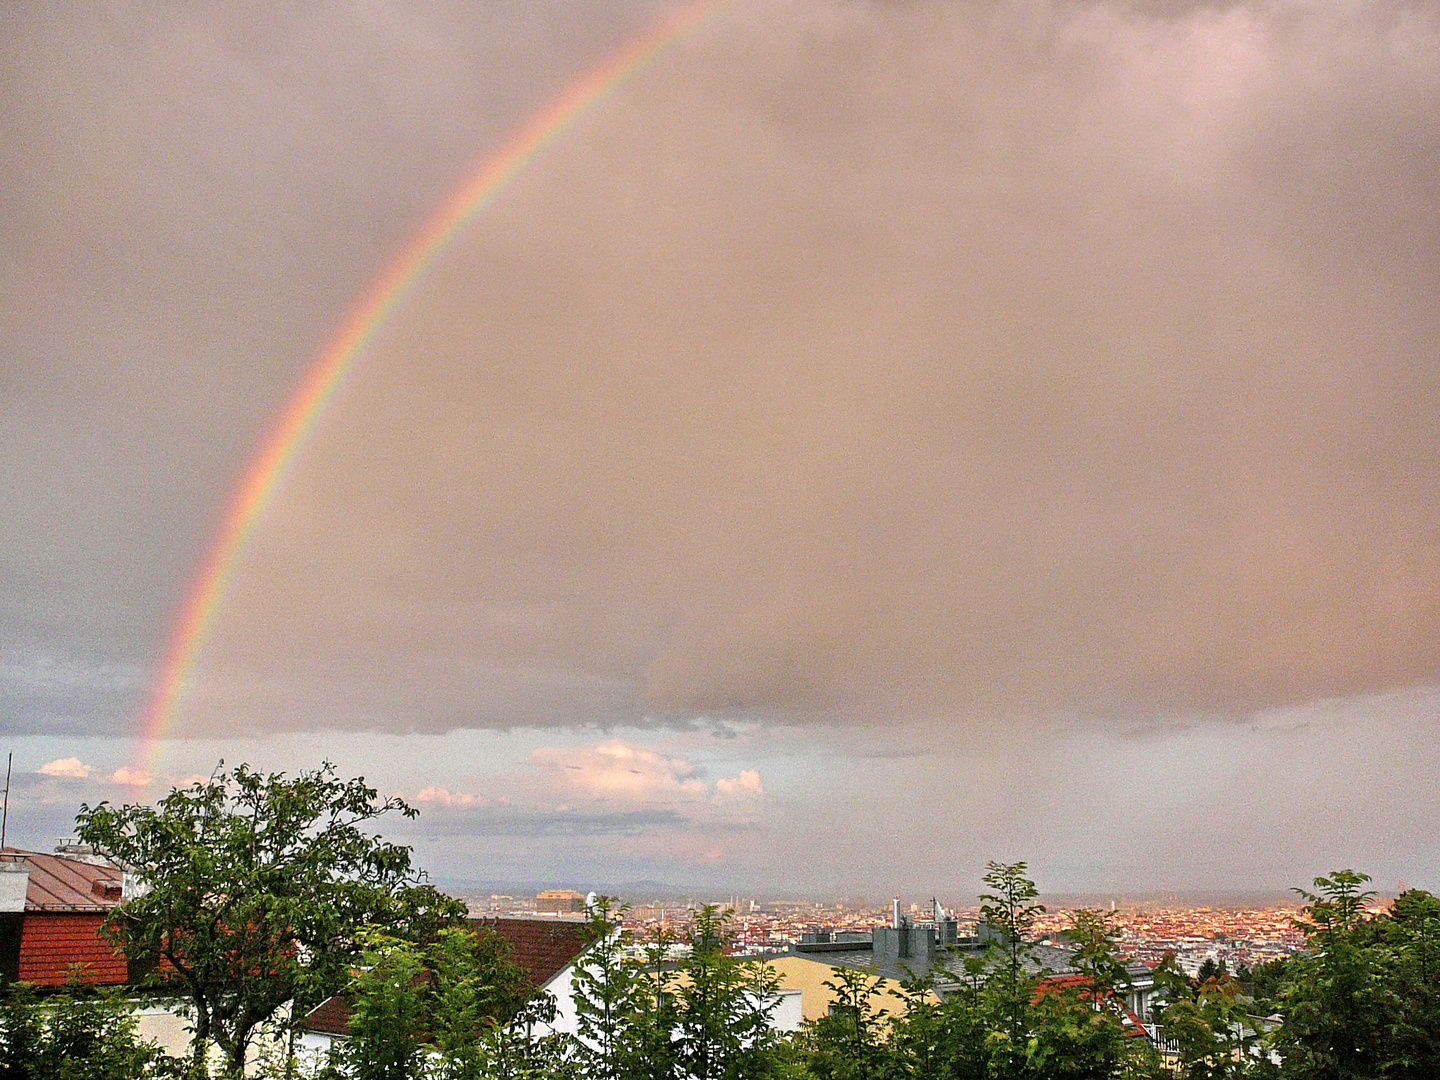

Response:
(892, 897), (901, 929)
(0, 860), (29, 913)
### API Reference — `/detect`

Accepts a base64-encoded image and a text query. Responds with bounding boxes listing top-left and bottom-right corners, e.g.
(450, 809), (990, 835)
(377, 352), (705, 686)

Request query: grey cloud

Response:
(0, 0), (671, 738)
(0, 650), (145, 736)
(418, 806), (693, 838)
(6, 0), (1439, 755)
(174, 0), (1440, 736)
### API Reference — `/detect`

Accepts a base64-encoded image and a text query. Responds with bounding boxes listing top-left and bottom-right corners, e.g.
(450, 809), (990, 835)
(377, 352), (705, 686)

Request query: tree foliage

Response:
(885, 968), (991, 1080)
(0, 983), (181, 1080)
(978, 861), (1046, 1079)
(74, 762), (465, 1077)
(672, 905), (789, 1080)
(1268, 873), (1440, 1080)
(568, 900), (791, 1080)
(340, 927), (552, 1080)
(1152, 966), (1262, 1080)
(798, 966), (891, 1080)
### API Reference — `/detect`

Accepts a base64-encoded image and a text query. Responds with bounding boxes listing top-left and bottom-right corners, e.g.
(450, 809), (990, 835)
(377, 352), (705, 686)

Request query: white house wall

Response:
(534, 964), (580, 1037)
(770, 989), (804, 1033)
(133, 1001), (291, 1076)
(536, 963), (804, 1043)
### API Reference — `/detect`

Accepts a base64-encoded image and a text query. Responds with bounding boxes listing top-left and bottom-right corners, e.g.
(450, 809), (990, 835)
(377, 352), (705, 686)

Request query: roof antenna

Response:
(1, 752), (11, 850)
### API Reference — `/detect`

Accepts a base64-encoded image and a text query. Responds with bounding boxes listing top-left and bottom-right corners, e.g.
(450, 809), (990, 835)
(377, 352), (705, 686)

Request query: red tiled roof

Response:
(1035, 973), (1091, 997)
(302, 917), (594, 1038)
(1034, 974), (1149, 1038)
(469, 917), (592, 989)
(1, 848), (122, 912)
(303, 993), (354, 1036)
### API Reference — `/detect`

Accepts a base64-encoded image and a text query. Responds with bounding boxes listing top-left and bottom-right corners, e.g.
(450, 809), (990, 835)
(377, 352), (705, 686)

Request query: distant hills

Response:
(430, 877), (1313, 909)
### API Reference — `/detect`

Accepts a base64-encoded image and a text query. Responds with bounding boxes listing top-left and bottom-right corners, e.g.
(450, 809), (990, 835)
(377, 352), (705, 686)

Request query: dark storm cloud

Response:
(5, 1), (1438, 743)
(0, 0), (671, 734)
(178, 0), (1440, 736)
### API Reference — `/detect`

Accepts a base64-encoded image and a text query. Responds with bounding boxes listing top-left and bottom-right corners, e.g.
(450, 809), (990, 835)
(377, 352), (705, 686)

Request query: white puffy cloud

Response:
(38, 757), (94, 779)
(531, 739), (708, 803)
(109, 767), (151, 787)
(393, 741), (766, 859)
(715, 769), (764, 800)
(414, 786), (490, 808)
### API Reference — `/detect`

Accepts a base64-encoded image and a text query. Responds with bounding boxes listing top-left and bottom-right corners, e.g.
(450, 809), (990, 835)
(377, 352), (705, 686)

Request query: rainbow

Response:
(132, 0), (726, 780)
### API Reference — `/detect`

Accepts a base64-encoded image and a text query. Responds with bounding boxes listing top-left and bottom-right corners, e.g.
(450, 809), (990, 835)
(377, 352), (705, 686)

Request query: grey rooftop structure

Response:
(786, 898), (1157, 1022)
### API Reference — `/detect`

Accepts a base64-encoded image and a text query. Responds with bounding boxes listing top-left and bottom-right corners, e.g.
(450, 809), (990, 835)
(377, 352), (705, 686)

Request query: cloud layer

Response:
(533, 740), (709, 802)
(7, 692), (1439, 892)
(5, 3), (1439, 900)
(387, 737), (769, 869)
(176, 0), (1440, 736)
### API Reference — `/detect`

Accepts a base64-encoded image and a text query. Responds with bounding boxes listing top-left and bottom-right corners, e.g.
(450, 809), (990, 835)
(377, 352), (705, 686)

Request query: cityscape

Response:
(462, 888), (1324, 976)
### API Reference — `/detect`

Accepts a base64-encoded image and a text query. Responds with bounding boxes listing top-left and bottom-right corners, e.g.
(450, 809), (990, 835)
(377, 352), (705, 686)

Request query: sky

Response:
(3, 0), (1439, 900)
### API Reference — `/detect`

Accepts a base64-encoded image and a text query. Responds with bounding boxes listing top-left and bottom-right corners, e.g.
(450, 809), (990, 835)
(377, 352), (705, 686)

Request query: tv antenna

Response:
(1, 752), (11, 850)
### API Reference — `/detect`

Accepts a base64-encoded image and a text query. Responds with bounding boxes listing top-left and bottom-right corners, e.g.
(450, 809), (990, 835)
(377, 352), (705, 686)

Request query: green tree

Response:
(1272, 870), (1390, 1080)
(74, 762), (465, 1078)
(1245, 957), (1290, 1015)
(426, 925), (537, 1080)
(567, 900), (795, 1080)
(345, 935), (427, 1080)
(1383, 888), (1440, 1079)
(470, 992), (576, 1080)
(979, 861), (1045, 1078)
(613, 924), (680, 1080)
(1196, 961), (1227, 987)
(670, 905), (787, 1080)
(799, 966), (893, 1080)
(1031, 907), (1160, 1080)
(1154, 971), (1262, 1080)
(569, 897), (642, 1080)
(1027, 985), (1136, 1080)
(1065, 910), (1132, 1007)
(886, 968), (989, 1080)
(340, 926), (544, 1080)
(0, 982), (181, 1080)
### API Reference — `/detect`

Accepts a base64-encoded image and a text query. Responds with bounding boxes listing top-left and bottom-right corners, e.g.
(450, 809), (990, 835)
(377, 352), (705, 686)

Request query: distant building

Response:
(535, 889), (585, 914)
(788, 895), (1159, 1025)
(0, 847), (131, 986)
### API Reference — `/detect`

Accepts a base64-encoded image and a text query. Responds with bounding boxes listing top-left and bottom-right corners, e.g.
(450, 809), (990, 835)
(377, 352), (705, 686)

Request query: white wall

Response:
(0, 866), (28, 912)
(770, 988), (804, 1033)
(536, 965), (579, 1037)
(133, 1000), (291, 1076)
(540, 964), (805, 1043)
(297, 1029), (341, 1066)
(132, 1004), (192, 1058)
